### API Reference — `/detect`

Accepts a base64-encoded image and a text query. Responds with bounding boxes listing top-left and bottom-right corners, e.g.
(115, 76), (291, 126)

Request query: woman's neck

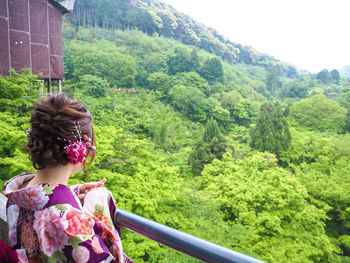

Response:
(26, 163), (80, 187)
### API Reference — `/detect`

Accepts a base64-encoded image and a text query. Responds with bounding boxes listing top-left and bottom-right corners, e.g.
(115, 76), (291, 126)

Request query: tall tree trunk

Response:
(78, 7), (80, 27)
(83, 9), (86, 28)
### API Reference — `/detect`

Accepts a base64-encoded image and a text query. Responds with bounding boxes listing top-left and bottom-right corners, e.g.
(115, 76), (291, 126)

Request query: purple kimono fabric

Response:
(3, 173), (133, 263)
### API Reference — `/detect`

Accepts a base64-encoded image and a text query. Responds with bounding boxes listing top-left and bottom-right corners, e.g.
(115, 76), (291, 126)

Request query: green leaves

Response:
(43, 185), (55, 195)
(0, 69), (41, 115)
(189, 119), (227, 175)
(201, 151), (340, 262)
(64, 40), (136, 88)
(78, 75), (109, 98)
(250, 102), (291, 156)
(289, 95), (347, 133)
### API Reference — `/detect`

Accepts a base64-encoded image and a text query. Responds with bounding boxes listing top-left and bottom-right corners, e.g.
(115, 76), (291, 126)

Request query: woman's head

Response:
(26, 94), (95, 169)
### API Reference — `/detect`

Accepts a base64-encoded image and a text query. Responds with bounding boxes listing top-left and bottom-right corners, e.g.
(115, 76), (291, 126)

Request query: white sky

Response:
(160, 0), (350, 73)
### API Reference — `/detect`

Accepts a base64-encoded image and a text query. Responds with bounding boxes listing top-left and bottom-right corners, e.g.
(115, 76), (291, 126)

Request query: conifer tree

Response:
(316, 69), (332, 84)
(330, 69), (340, 84)
(199, 57), (224, 84)
(266, 65), (279, 96)
(250, 102), (291, 156)
(189, 118), (227, 175)
(190, 49), (200, 72)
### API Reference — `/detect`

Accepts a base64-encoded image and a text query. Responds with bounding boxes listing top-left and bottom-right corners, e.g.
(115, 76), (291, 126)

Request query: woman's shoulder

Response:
(5, 180), (82, 212)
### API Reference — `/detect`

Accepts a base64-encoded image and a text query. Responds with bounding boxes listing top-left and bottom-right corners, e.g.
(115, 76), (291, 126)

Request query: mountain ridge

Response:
(64, 0), (300, 78)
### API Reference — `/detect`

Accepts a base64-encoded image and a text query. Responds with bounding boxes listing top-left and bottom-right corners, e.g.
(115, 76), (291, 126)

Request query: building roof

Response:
(59, 0), (76, 12)
(48, 0), (69, 14)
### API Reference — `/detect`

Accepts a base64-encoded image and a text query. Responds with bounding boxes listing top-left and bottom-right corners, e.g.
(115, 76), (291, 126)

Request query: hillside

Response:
(1, 1), (350, 262)
(61, 0), (300, 78)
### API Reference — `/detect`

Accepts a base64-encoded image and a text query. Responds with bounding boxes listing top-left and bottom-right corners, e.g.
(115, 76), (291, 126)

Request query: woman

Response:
(3, 94), (133, 262)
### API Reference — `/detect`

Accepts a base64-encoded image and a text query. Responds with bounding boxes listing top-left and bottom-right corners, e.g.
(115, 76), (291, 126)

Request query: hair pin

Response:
(57, 122), (96, 165)
(25, 128), (32, 143)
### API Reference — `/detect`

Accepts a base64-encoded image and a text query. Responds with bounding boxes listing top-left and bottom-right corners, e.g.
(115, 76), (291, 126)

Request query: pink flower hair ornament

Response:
(58, 122), (96, 165)
(65, 141), (87, 165)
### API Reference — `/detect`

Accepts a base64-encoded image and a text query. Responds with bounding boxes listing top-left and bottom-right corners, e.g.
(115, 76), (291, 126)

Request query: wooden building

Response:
(0, 0), (68, 92)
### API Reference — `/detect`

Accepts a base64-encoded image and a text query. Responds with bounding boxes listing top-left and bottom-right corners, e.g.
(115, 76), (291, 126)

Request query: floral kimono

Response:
(3, 173), (133, 263)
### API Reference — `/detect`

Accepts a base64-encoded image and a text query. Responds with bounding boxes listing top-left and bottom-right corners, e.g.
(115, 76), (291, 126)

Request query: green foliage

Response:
(337, 92), (350, 109)
(279, 128), (350, 256)
(0, 71), (41, 187)
(221, 90), (241, 110)
(347, 109), (350, 133)
(78, 75), (109, 97)
(0, 69), (41, 115)
(289, 95), (346, 133)
(148, 72), (171, 93)
(2, 19), (349, 263)
(250, 102), (291, 156)
(171, 71), (210, 95)
(317, 69), (332, 84)
(166, 48), (197, 75)
(339, 235), (350, 256)
(168, 85), (208, 122)
(280, 80), (308, 99)
(0, 113), (33, 188)
(64, 40), (136, 87)
(189, 119), (227, 175)
(199, 57), (224, 84)
(265, 65), (279, 96)
(331, 69), (340, 84)
(220, 90), (255, 126)
(202, 151), (340, 263)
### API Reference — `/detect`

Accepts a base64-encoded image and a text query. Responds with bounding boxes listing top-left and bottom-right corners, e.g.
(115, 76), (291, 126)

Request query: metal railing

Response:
(116, 208), (264, 263)
(0, 194), (264, 263)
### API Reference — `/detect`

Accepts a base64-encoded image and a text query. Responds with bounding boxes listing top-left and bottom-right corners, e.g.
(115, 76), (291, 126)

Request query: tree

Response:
(171, 72), (210, 95)
(201, 151), (341, 262)
(337, 91), (350, 109)
(330, 69), (340, 84)
(346, 109), (350, 133)
(316, 69), (332, 84)
(250, 102), (291, 156)
(265, 65), (279, 96)
(190, 49), (200, 72)
(66, 41), (136, 88)
(0, 69), (41, 115)
(281, 81), (308, 99)
(78, 75), (109, 98)
(166, 48), (193, 75)
(168, 85), (208, 121)
(221, 90), (241, 110)
(289, 95), (346, 133)
(189, 118), (227, 175)
(147, 72), (171, 93)
(199, 57), (224, 84)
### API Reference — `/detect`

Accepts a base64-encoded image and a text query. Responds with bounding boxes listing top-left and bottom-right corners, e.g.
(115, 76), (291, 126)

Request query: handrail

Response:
(116, 208), (264, 263)
(0, 194), (264, 263)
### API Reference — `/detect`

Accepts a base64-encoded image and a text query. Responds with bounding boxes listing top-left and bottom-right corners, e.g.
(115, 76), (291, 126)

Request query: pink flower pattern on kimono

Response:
(72, 245), (90, 263)
(4, 174), (134, 263)
(65, 208), (94, 237)
(11, 185), (49, 211)
(33, 207), (68, 256)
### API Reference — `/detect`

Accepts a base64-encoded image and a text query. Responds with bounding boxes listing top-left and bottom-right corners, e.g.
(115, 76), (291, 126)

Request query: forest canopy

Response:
(1, 1), (350, 262)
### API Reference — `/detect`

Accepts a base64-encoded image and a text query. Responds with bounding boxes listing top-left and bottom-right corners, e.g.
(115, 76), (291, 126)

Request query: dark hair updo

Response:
(26, 94), (96, 169)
